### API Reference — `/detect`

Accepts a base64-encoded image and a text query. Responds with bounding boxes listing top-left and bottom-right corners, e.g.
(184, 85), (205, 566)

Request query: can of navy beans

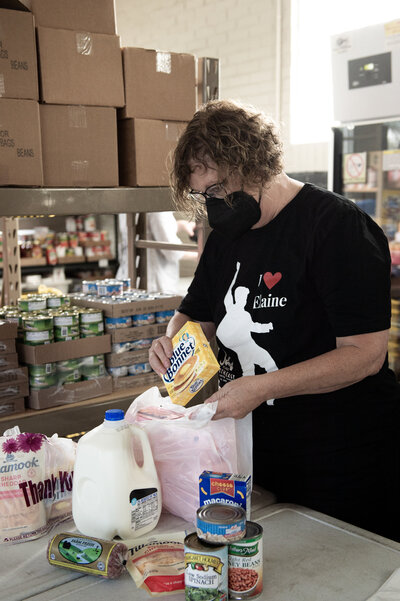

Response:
(228, 522), (263, 599)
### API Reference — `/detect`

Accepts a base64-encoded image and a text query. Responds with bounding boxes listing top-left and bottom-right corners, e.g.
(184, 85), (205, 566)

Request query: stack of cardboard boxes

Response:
(0, 321), (29, 415)
(0, 0), (197, 187)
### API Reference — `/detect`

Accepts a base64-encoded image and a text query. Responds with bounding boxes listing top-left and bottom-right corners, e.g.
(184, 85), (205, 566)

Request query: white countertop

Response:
(1, 488), (400, 601)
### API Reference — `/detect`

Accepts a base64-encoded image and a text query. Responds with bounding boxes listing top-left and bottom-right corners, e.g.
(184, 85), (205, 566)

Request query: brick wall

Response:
(115, 0), (330, 174)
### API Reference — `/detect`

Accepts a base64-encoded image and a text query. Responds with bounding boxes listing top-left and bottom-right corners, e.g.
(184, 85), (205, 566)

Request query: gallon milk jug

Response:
(72, 408), (161, 540)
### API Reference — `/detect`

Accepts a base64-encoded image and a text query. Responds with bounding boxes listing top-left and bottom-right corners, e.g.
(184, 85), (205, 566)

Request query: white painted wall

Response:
(114, 0), (330, 174)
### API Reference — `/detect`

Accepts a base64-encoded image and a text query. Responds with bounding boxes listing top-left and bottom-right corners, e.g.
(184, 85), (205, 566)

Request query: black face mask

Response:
(206, 191), (261, 240)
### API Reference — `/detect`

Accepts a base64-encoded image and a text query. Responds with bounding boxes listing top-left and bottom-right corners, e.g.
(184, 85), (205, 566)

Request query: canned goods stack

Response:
(79, 308), (104, 337)
(28, 362), (57, 390)
(184, 504), (263, 601)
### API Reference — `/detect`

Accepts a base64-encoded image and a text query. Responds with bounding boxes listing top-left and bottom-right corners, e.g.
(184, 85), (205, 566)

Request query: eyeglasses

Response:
(189, 181), (227, 204)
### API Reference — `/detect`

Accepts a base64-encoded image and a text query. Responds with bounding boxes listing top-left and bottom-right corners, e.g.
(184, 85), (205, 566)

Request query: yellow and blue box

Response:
(199, 470), (252, 520)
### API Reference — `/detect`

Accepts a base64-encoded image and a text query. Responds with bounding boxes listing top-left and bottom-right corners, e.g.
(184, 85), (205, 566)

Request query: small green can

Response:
(54, 325), (80, 341)
(29, 373), (58, 390)
(23, 329), (54, 345)
(28, 363), (56, 377)
(56, 359), (80, 373)
(79, 309), (104, 337)
(80, 354), (105, 367)
(81, 363), (106, 380)
(46, 295), (70, 309)
(22, 313), (54, 332)
(57, 369), (81, 385)
(18, 296), (47, 312)
(53, 311), (79, 328)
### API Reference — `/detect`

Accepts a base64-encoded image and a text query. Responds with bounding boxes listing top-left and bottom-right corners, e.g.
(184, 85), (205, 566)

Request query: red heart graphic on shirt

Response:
(263, 272), (282, 289)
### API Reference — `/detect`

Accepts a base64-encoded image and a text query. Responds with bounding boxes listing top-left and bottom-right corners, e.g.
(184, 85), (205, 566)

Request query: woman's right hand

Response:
(149, 336), (173, 376)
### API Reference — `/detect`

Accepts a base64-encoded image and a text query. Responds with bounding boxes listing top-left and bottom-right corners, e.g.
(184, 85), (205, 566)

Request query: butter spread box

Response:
(162, 321), (219, 406)
(199, 471), (252, 520)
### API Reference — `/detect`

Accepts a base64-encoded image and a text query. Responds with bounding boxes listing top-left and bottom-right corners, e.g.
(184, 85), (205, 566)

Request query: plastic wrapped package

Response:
(0, 426), (76, 544)
(125, 387), (252, 524)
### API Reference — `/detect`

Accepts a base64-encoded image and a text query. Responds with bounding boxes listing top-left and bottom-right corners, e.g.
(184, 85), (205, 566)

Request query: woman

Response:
(149, 99), (400, 541)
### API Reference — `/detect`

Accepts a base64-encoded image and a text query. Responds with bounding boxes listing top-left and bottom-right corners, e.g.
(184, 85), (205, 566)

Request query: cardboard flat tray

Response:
(27, 375), (113, 409)
(17, 334), (111, 365)
(0, 377), (29, 399)
(108, 322), (167, 343)
(0, 396), (25, 416)
(112, 371), (160, 390)
(105, 349), (149, 368)
(71, 295), (181, 318)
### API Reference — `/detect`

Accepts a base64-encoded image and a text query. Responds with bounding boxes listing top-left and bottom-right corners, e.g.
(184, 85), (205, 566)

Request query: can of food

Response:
(184, 532), (228, 601)
(54, 325), (80, 341)
(21, 313), (53, 332)
(127, 362), (152, 376)
(18, 296), (47, 312)
(46, 295), (70, 309)
(111, 342), (132, 354)
(105, 315), (132, 330)
(57, 368), (81, 385)
(56, 359), (80, 373)
(28, 362), (56, 376)
(80, 354), (105, 367)
(120, 278), (131, 291)
(130, 338), (153, 350)
(82, 280), (98, 294)
(29, 372), (58, 389)
(53, 310), (79, 327)
(81, 363), (106, 380)
(228, 522), (263, 600)
(132, 312), (155, 327)
(196, 504), (246, 545)
(97, 281), (124, 297)
(155, 310), (175, 324)
(23, 329), (54, 345)
(79, 309), (104, 337)
(108, 365), (128, 378)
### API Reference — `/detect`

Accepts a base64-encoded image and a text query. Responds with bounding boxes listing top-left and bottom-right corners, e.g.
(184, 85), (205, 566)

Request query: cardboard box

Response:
(17, 334), (111, 365)
(199, 471), (252, 520)
(31, 0), (116, 34)
(110, 322), (167, 343)
(105, 349), (148, 368)
(0, 321), (18, 340)
(37, 26), (124, 107)
(0, 396), (25, 416)
(120, 47), (196, 121)
(0, 366), (28, 382)
(27, 375), (112, 409)
(0, 339), (16, 354)
(0, 352), (19, 371)
(112, 371), (160, 391)
(71, 295), (182, 318)
(0, 1), (30, 10)
(118, 118), (187, 186)
(0, 9), (38, 100)
(0, 376), (29, 398)
(40, 104), (119, 187)
(0, 98), (43, 186)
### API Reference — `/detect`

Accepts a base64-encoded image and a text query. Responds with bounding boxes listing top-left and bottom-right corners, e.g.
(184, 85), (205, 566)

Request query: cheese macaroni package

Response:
(162, 321), (219, 406)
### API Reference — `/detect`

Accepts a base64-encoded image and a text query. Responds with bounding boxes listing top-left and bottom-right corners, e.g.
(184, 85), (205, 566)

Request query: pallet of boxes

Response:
(15, 294), (112, 410)
(0, 321), (29, 417)
(70, 281), (181, 391)
(0, 0), (123, 188)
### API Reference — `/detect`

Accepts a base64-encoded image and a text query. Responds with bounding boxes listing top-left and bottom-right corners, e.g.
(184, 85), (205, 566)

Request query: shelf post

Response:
(1, 217), (21, 306)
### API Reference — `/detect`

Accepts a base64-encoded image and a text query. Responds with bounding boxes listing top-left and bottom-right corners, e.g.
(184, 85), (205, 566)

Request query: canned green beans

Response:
(21, 314), (53, 332)
(18, 296), (47, 312)
(46, 295), (70, 309)
(23, 329), (54, 345)
(29, 372), (58, 389)
(79, 309), (104, 337)
(81, 363), (106, 380)
(28, 363), (56, 376)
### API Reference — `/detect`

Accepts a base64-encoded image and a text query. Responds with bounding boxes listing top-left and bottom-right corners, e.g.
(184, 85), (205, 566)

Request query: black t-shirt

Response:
(179, 183), (399, 409)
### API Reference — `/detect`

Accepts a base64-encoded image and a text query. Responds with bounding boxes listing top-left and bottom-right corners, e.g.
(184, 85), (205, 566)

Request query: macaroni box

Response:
(199, 471), (252, 520)
(162, 321), (219, 406)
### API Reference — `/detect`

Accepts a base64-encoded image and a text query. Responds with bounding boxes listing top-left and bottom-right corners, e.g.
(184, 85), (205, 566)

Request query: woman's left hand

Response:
(205, 376), (267, 420)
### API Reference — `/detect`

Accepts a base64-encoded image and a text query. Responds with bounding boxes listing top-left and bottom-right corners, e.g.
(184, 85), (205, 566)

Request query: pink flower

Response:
(17, 432), (45, 453)
(2, 438), (19, 454)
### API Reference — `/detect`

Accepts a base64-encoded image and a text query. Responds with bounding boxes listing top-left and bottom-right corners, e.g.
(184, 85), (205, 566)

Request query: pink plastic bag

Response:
(125, 387), (252, 524)
(0, 426), (76, 544)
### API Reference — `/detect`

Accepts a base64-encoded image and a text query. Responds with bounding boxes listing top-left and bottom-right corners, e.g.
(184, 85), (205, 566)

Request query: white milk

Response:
(72, 408), (161, 540)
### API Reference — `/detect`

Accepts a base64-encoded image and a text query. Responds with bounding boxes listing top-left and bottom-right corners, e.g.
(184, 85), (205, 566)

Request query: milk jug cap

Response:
(105, 409), (124, 421)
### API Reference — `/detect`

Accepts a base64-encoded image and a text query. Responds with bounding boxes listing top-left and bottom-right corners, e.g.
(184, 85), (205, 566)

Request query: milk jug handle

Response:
(130, 424), (156, 474)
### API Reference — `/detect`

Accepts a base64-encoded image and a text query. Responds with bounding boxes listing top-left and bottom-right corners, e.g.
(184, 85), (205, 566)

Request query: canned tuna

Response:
(105, 315), (132, 330)
(127, 362), (152, 375)
(132, 313), (155, 326)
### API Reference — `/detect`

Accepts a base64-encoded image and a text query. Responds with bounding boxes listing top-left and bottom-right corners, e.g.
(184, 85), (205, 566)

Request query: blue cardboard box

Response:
(199, 470), (252, 519)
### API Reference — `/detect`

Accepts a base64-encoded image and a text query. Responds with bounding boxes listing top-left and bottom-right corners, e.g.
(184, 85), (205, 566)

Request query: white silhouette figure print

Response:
(216, 262), (278, 376)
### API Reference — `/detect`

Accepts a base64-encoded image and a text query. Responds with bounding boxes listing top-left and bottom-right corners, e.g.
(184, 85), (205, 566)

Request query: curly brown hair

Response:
(169, 99), (284, 217)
